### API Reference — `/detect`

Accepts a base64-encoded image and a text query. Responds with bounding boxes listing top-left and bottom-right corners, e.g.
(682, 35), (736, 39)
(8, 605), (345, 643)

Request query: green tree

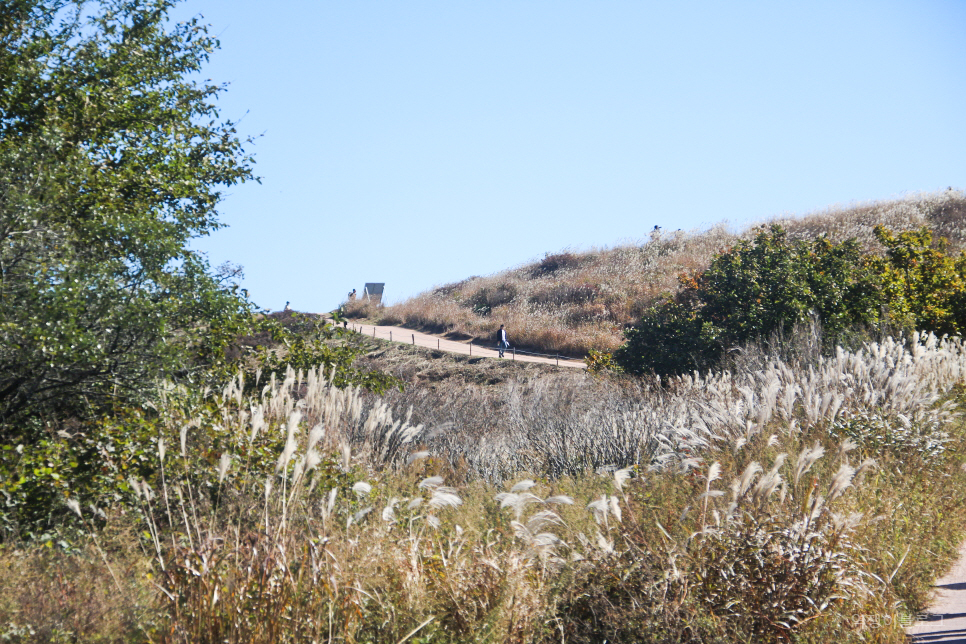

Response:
(615, 226), (880, 376)
(867, 225), (966, 335)
(0, 0), (256, 428)
(694, 226), (880, 347)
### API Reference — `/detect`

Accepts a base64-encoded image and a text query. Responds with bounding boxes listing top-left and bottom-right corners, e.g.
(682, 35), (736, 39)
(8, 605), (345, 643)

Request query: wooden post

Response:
(470, 342), (472, 356)
(438, 339), (440, 350)
(390, 331), (392, 342)
(513, 347), (515, 360)
(412, 334), (415, 345)
(556, 354), (559, 367)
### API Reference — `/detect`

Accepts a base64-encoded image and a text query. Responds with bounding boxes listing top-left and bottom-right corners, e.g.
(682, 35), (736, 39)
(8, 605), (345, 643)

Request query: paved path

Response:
(348, 322), (585, 369)
(908, 544), (966, 642)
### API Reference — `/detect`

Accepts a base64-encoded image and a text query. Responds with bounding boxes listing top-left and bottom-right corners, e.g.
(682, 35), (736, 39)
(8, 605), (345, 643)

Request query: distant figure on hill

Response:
(496, 324), (510, 358)
(283, 301), (291, 311)
(348, 288), (357, 301)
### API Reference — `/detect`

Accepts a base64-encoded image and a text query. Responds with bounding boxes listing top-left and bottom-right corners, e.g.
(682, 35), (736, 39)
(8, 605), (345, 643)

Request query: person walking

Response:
(496, 324), (510, 358)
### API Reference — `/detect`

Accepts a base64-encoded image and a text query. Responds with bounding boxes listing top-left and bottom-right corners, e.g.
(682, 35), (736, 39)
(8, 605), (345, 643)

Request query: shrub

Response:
(615, 224), (966, 376)
(530, 252), (581, 277)
(614, 299), (723, 376)
(467, 283), (518, 316)
(584, 349), (623, 374)
(248, 313), (402, 395)
(867, 225), (966, 335)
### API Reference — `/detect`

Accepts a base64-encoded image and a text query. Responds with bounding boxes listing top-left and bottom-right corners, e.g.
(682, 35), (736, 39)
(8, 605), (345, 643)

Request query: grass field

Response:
(355, 190), (966, 357)
(5, 191), (966, 642)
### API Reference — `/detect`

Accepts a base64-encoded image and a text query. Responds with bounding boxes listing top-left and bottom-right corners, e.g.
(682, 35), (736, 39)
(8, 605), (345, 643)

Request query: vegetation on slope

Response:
(615, 223), (966, 376)
(3, 3), (966, 644)
(0, 0), (397, 537)
(366, 190), (966, 357)
(0, 0), (257, 428)
(6, 335), (966, 642)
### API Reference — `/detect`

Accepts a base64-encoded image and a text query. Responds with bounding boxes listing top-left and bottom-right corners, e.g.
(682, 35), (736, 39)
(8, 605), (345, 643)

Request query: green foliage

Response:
(867, 225), (966, 335)
(467, 283), (517, 317)
(614, 299), (722, 376)
(584, 349), (624, 374)
(248, 312), (402, 395)
(615, 224), (966, 376)
(694, 226), (879, 344)
(0, 0), (256, 429)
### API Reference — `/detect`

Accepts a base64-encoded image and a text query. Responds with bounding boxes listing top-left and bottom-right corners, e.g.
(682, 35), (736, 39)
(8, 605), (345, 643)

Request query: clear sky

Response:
(172, 1), (966, 312)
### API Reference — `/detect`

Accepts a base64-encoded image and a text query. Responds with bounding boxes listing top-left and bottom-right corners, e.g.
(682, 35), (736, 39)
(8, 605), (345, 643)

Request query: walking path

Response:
(347, 322), (585, 369)
(908, 544), (966, 642)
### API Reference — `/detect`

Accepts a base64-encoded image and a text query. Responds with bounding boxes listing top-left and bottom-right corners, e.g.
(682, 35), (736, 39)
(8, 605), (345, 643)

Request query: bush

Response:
(867, 225), (966, 335)
(615, 225), (966, 376)
(530, 252), (581, 277)
(467, 283), (518, 316)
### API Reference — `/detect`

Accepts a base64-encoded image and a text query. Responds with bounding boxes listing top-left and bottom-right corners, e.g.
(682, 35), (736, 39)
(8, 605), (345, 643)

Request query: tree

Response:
(614, 226), (880, 376)
(866, 225), (966, 336)
(0, 0), (256, 428)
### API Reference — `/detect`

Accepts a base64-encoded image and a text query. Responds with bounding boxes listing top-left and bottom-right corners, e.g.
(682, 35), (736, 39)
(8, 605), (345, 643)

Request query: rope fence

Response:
(350, 324), (582, 367)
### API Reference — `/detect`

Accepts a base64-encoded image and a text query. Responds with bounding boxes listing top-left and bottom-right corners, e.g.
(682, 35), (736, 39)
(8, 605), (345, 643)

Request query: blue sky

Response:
(174, 1), (966, 312)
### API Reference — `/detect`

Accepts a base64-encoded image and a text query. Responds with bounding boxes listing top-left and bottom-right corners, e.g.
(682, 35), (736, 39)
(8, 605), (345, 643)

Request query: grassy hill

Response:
(355, 190), (966, 356)
(8, 191), (966, 643)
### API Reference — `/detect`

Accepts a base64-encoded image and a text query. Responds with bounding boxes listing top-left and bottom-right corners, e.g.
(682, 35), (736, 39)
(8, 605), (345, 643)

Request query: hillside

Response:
(8, 192), (966, 642)
(353, 190), (966, 356)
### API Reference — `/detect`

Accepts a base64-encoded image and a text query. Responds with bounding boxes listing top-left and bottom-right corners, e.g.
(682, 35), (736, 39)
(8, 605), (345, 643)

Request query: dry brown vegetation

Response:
(362, 190), (966, 356)
(6, 327), (966, 641)
(0, 527), (157, 642)
(8, 191), (966, 642)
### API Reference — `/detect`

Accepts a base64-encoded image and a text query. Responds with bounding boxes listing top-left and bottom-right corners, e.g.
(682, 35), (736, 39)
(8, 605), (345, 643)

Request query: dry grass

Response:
(0, 525), (157, 643)
(360, 329), (965, 483)
(120, 356), (966, 641)
(12, 323), (966, 641)
(370, 190), (966, 356)
(10, 189), (966, 642)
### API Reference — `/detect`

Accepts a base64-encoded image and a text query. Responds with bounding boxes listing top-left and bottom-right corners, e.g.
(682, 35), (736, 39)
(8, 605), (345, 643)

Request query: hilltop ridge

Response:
(348, 190), (966, 356)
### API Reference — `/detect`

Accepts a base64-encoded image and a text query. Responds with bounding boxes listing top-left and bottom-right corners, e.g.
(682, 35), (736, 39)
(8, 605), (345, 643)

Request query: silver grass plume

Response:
(730, 461), (763, 501)
(751, 453), (786, 505)
(510, 479), (536, 493)
(428, 487), (463, 510)
(66, 498), (82, 518)
(382, 498), (400, 522)
(180, 424), (189, 458)
(588, 496), (610, 525)
(217, 452), (231, 484)
(407, 451), (430, 465)
(614, 467), (634, 493)
(419, 476), (444, 490)
(836, 439), (858, 461)
(794, 442), (825, 488)
(275, 410), (301, 474)
(828, 463), (856, 500)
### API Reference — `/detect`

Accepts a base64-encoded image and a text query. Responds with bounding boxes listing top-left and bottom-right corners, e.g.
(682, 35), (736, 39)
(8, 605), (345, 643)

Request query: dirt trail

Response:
(348, 323), (585, 369)
(908, 544), (966, 642)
